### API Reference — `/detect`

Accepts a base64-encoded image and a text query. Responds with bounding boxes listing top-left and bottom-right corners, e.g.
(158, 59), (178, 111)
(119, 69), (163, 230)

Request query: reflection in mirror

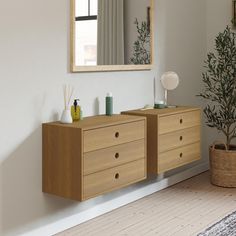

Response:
(71, 0), (153, 72)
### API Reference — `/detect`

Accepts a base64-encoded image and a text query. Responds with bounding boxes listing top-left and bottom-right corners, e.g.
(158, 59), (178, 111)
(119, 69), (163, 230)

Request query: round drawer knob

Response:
(115, 132), (119, 138)
(180, 153), (183, 158)
(180, 136), (183, 141)
(115, 173), (119, 179)
(180, 119), (183, 124)
(115, 153), (119, 159)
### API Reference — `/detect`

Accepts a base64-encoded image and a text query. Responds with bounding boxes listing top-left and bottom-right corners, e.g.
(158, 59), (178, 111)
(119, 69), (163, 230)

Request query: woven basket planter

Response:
(209, 143), (236, 187)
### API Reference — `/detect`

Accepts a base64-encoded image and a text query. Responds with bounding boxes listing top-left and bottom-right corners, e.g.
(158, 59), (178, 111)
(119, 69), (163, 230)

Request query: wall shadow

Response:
(1, 125), (150, 235)
(1, 127), (78, 235)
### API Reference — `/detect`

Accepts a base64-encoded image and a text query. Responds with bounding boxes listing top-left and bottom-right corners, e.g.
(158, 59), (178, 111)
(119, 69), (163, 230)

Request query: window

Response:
(75, 0), (98, 66)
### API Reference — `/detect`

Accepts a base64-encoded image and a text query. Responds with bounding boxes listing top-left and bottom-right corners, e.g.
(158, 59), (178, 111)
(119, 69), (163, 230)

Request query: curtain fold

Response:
(97, 0), (124, 65)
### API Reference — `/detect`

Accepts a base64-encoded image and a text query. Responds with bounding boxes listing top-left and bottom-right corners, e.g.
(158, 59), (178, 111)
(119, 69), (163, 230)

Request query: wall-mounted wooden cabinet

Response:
(122, 107), (201, 175)
(43, 115), (146, 201)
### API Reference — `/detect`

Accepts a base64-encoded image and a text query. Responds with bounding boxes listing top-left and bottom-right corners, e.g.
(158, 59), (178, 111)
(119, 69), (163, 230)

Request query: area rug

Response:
(198, 211), (236, 236)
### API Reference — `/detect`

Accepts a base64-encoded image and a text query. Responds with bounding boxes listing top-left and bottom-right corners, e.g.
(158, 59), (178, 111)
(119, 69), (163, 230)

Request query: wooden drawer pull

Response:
(115, 153), (119, 159)
(180, 136), (183, 141)
(180, 118), (183, 124)
(179, 153), (183, 158)
(115, 132), (119, 138)
(115, 173), (120, 179)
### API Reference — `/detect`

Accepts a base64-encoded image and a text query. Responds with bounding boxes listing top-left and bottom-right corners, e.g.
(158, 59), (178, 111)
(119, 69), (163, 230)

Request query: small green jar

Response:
(154, 100), (166, 109)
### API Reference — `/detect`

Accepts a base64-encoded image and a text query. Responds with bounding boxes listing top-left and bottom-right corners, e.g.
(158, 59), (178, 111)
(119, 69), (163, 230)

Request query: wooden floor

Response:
(56, 172), (236, 236)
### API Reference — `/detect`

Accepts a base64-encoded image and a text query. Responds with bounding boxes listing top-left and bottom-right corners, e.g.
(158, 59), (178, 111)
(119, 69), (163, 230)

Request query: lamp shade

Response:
(161, 72), (179, 91)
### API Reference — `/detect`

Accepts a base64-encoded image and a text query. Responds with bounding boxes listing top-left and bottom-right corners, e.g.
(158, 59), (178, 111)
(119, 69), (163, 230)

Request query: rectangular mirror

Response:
(70, 0), (154, 72)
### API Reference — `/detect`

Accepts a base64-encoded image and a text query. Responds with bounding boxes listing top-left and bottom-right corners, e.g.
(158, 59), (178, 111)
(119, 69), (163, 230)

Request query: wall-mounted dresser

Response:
(43, 115), (146, 201)
(122, 107), (201, 176)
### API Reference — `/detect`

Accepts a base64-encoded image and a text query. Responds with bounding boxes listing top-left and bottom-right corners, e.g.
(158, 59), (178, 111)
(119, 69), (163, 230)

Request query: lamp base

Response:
(154, 103), (166, 109)
(167, 105), (178, 108)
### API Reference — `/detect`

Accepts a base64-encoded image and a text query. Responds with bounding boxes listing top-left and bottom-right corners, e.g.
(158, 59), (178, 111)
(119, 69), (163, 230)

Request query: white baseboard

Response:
(21, 163), (209, 236)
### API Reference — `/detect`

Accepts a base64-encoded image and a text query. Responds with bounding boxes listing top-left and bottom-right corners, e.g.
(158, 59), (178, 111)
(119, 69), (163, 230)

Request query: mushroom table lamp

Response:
(160, 71), (179, 107)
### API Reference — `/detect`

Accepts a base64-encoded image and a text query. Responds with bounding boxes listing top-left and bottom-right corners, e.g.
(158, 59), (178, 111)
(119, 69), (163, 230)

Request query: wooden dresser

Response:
(43, 115), (146, 201)
(122, 107), (201, 175)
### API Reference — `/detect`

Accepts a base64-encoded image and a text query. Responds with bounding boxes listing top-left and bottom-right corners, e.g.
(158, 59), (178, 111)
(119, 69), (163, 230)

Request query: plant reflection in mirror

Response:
(130, 18), (151, 65)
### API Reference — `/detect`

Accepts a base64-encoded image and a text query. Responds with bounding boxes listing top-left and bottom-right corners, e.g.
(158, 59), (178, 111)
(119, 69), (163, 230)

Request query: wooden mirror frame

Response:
(70, 0), (154, 72)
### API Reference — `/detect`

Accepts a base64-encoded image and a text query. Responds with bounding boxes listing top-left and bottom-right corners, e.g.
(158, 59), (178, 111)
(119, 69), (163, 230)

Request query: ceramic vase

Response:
(60, 109), (73, 124)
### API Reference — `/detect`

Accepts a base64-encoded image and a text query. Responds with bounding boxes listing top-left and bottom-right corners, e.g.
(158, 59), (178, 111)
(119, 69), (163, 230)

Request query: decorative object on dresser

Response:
(60, 85), (74, 124)
(105, 92), (113, 116)
(71, 99), (81, 121)
(153, 77), (165, 109)
(160, 71), (179, 108)
(43, 115), (146, 201)
(198, 25), (236, 187)
(122, 107), (201, 176)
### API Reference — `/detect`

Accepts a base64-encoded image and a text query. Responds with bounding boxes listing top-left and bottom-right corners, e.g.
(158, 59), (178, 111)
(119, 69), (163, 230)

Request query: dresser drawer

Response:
(83, 159), (146, 199)
(158, 110), (200, 134)
(83, 121), (145, 152)
(158, 142), (200, 173)
(159, 126), (200, 153)
(84, 139), (145, 175)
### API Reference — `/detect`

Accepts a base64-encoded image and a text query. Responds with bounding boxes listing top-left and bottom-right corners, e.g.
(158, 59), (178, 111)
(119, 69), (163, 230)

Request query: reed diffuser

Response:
(60, 84), (74, 124)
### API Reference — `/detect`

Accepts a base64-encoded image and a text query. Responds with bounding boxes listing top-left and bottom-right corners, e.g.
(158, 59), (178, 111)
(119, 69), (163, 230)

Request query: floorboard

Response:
(56, 172), (236, 236)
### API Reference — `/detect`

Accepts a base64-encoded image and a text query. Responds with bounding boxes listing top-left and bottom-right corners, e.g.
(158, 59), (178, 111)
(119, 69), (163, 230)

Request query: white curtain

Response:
(97, 0), (124, 65)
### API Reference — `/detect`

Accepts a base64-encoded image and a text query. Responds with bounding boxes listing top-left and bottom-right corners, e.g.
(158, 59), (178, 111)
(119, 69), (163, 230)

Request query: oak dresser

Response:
(43, 115), (147, 201)
(122, 107), (201, 176)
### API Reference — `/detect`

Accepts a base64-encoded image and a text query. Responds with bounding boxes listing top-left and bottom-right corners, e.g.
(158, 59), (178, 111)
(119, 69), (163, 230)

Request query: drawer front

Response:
(158, 110), (200, 134)
(158, 142), (200, 173)
(159, 126), (200, 153)
(84, 139), (145, 175)
(83, 121), (145, 152)
(83, 159), (146, 200)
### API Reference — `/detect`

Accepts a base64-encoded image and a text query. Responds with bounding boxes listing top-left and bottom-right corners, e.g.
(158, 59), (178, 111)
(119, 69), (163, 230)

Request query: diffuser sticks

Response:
(63, 84), (74, 109)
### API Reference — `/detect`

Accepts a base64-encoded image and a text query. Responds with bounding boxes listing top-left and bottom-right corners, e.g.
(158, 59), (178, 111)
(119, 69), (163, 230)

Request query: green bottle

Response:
(106, 92), (113, 116)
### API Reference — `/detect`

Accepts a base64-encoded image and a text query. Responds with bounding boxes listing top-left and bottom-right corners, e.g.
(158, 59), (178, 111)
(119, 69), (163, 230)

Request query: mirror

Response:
(70, 0), (154, 72)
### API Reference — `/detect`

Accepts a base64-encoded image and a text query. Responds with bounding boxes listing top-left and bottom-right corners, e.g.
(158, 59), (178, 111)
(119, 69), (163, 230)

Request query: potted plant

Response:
(198, 25), (236, 187)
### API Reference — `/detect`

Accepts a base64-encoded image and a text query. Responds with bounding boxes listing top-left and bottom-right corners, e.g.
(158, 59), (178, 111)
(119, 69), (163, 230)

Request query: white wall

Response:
(205, 0), (233, 147)
(207, 0), (233, 51)
(0, 0), (208, 235)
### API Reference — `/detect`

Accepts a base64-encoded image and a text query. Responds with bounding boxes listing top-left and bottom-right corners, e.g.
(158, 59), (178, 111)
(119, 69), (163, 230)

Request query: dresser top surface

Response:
(122, 106), (200, 117)
(43, 114), (145, 130)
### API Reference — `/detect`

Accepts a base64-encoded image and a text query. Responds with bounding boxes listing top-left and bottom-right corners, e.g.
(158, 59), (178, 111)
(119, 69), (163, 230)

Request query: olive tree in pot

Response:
(198, 25), (236, 187)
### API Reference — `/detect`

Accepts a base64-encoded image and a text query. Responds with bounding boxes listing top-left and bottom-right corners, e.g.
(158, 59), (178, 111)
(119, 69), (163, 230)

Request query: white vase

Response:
(60, 109), (73, 124)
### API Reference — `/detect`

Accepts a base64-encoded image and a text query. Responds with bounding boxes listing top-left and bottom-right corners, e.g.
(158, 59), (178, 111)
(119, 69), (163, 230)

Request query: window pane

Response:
(75, 20), (97, 66)
(90, 0), (98, 15)
(76, 0), (88, 17)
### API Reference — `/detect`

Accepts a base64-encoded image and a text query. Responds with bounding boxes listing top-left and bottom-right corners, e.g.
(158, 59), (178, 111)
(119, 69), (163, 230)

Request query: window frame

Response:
(75, 0), (97, 21)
